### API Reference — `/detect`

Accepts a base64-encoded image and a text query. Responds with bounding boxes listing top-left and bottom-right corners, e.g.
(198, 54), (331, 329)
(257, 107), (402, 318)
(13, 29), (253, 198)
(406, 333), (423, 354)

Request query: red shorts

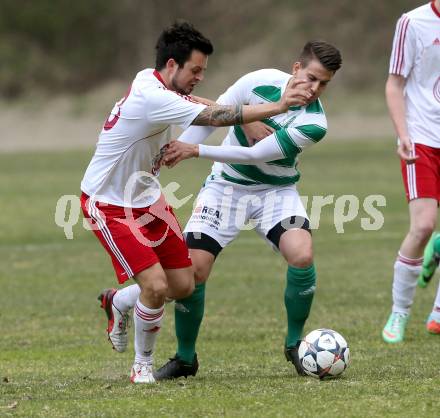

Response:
(80, 193), (191, 284)
(401, 143), (440, 202)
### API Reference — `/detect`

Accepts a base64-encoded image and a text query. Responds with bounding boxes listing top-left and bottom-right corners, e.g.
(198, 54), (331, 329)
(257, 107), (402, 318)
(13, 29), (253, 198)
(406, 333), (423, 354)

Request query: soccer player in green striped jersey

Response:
(153, 41), (342, 379)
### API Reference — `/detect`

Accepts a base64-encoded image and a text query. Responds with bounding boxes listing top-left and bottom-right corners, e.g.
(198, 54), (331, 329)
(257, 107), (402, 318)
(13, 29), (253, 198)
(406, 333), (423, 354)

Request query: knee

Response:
(140, 274), (168, 300)
(410, 222), (436, 245)
(175, 275), (195, 299)
(193, 264), (210, 283)
(279, 230), (313, 268)
(284, 249), (313, 268)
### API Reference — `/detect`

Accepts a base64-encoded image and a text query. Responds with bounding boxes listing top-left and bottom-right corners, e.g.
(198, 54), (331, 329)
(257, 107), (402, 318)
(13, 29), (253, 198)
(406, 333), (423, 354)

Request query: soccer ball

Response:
(298, 329), (350, 379)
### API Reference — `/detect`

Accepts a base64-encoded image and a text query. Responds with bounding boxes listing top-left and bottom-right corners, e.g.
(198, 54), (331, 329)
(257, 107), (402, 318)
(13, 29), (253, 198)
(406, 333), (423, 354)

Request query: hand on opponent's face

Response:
(281, 78), (314, 109)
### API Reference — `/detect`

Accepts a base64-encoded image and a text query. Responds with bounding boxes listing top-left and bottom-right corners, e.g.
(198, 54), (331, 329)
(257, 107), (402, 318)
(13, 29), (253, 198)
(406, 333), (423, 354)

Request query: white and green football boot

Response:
(382, 312), (409, 343)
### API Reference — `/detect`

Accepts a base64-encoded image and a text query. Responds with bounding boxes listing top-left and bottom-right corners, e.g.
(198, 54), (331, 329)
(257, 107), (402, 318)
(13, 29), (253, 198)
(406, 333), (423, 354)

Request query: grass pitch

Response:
(1, 140), (439, 417)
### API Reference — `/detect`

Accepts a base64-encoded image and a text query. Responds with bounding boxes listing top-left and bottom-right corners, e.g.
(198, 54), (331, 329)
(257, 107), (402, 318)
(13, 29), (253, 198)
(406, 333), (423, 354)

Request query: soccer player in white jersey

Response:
(101, 40), (342, 379)
(81, 22), (312, 384)
(382, 1), (440, 343)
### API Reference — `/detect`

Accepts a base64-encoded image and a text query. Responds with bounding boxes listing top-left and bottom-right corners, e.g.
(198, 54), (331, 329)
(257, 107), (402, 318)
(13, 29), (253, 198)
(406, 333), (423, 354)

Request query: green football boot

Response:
(418, 233), (440, 288)
(382, 312), (409, 343)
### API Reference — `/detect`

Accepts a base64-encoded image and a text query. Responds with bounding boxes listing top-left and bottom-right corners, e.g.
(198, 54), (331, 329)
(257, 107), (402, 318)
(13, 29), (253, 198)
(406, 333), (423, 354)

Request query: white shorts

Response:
(184, 175), (309, 249)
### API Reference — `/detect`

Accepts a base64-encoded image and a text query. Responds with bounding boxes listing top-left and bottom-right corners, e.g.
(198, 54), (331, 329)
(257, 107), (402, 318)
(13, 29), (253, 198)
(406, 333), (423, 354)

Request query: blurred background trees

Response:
(0, 0), (421, 99)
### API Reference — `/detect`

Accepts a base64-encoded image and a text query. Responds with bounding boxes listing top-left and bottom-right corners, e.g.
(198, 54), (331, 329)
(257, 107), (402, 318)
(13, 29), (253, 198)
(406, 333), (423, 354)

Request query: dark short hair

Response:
(299, 41), (342, 72)
(155, 22), (214, 70)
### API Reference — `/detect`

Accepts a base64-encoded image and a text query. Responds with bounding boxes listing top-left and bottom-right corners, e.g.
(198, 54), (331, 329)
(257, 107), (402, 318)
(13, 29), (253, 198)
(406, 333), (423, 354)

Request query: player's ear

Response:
(166, 58), (178, 74)
(292, 61), (301, 76)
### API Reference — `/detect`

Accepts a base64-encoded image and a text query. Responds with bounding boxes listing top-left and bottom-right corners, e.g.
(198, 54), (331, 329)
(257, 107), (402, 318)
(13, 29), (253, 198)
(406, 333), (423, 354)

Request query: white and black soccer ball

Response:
(298, 329), (350, 379)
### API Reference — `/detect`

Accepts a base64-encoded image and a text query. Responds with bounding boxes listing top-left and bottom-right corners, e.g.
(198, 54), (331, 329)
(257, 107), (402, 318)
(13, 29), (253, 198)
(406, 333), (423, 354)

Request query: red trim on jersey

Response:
(152, 69), (200, 104)
(392, 17), (406, 73)
(153, 69), (167, 87)
(394, 17), (410, 74)
(398, 18), (410, 74)
(392, 17), (405, 73)
(432, 1), (440, 18)
(103, 84), (132, 131)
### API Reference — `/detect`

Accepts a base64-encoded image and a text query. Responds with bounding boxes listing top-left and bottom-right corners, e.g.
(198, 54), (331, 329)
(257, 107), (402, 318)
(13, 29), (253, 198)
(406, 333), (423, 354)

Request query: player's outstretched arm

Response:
(178, 95), (229, 144)
(178, 125), (217, 145)
(191, 78), (312, 127)
(177, 119), (274, 146)
(191, 104), (244, 126)
(163, 133), (284, 168)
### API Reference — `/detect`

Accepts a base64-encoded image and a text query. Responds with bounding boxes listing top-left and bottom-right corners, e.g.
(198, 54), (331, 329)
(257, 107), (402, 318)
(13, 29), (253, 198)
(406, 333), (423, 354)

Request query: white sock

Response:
(431, 283), (440, 321)
(392, 252), (422, 315)
(133, 299), (164, 365)
(113, 284), (141, 312)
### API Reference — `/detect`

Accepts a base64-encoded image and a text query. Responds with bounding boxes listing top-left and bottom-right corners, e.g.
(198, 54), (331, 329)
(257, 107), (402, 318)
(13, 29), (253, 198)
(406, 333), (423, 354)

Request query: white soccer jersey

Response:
(389, 1), (440, 147)
(81, 69), (206, 207)
(208, 69), (327, 188)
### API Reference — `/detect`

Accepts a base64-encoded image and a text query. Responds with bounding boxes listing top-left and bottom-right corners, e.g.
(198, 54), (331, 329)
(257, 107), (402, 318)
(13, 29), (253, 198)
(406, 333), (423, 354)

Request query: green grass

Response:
(1, 140), (439, 417)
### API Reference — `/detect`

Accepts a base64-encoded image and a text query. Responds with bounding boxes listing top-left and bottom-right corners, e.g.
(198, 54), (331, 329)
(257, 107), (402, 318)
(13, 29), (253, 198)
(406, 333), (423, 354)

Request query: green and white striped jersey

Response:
(212, 68), (327, 187)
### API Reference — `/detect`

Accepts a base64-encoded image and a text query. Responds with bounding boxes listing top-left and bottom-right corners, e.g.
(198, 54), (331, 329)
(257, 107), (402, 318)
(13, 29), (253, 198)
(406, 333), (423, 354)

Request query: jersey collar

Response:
(432, 1), (440, 18)
(153, 69), (167, 87)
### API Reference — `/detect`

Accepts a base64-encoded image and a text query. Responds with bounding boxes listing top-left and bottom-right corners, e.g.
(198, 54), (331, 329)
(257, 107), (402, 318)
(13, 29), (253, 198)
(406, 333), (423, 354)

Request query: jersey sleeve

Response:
(198, 133), (284, 164)
(216, 70), (266, 105)
(147, 89), (206, 130)
(278, 112), (327, 155)
(389, 14), (417, 77)
(178, 125), (217, 144)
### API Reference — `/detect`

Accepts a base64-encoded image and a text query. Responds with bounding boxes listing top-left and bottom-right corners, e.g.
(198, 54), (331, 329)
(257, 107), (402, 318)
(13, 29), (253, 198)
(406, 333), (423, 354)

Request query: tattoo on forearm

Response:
(192, 105), (243, 126)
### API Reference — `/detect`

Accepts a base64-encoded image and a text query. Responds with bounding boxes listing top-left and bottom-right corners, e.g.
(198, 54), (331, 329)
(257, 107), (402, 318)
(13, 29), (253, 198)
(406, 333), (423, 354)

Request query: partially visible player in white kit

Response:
(382, 1), (440, 343)
(100, 40), (342, 379)
(80, 22), (313, 383)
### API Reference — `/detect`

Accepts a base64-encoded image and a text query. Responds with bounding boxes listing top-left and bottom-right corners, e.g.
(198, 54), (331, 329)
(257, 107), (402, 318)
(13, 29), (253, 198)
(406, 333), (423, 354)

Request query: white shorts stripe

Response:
(406, 162), (413, 199)
(406, 158), (418, 200)
(411, 163), (418, 199)
(88, 200), (134, 277)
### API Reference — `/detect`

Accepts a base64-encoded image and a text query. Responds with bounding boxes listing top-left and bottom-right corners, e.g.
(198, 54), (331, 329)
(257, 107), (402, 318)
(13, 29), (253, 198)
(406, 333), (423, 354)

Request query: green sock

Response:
(175, 282), (206, 364)
(284, 264), (316, 348)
